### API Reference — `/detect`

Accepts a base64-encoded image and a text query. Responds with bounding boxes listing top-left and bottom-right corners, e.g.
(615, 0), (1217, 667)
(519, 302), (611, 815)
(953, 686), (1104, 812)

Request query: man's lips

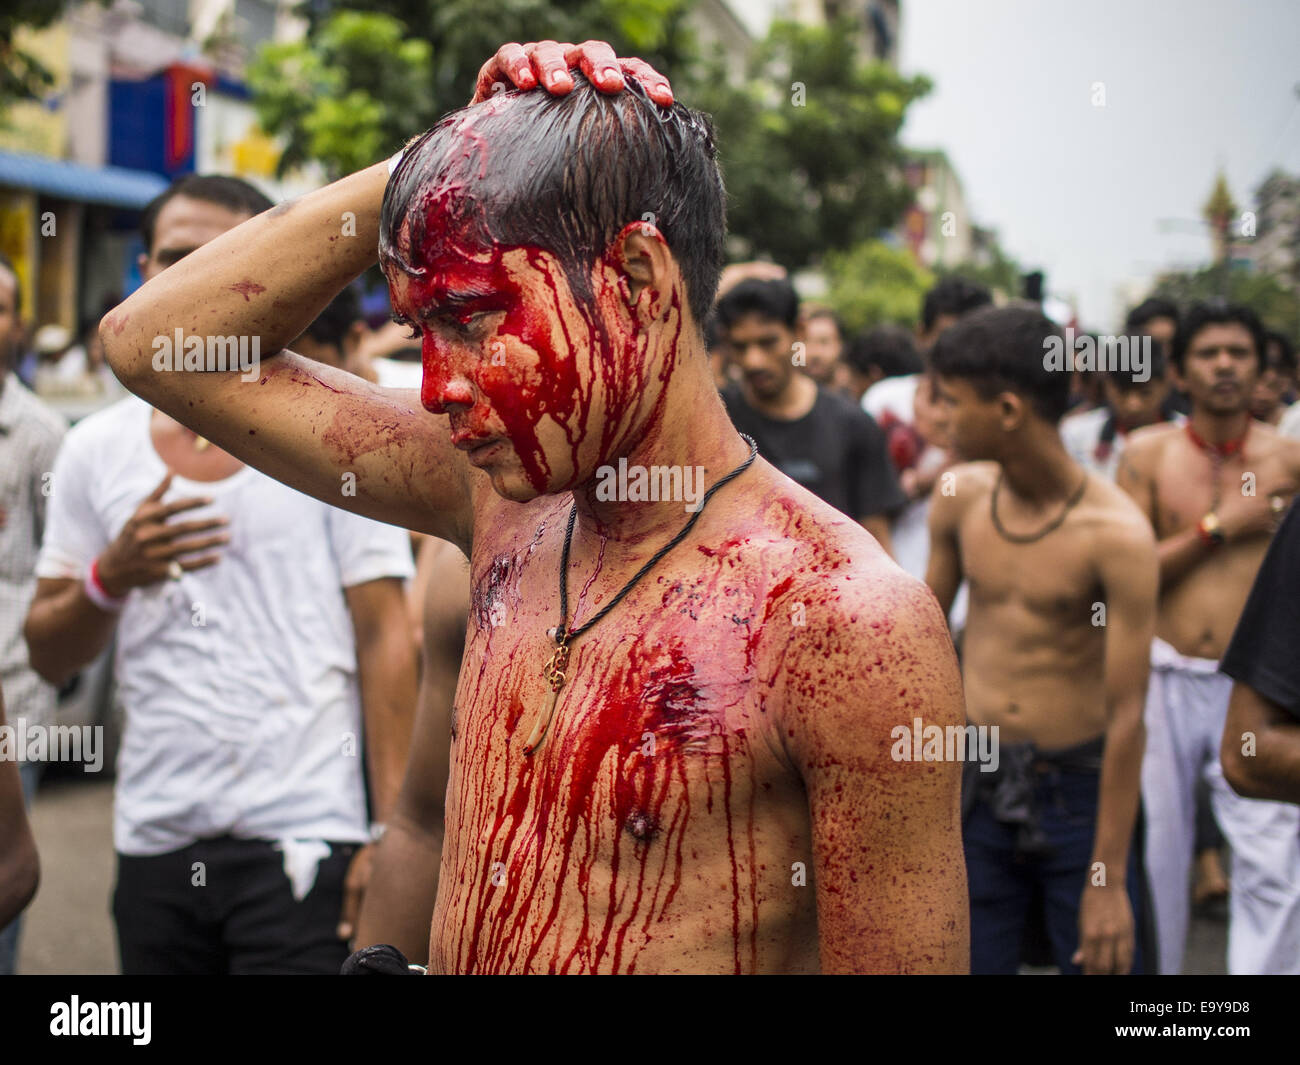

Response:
(450, 429), (497, 451)
(450, 430), (506, 466)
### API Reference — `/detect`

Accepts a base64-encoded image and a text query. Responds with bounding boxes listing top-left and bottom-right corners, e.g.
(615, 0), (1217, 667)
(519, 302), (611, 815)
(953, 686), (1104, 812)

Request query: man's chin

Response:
(485, 468), (539, 503)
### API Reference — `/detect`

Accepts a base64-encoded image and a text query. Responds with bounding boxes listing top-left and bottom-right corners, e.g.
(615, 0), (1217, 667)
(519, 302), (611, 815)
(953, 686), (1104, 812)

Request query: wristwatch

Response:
(1197, 511), (1225, 547)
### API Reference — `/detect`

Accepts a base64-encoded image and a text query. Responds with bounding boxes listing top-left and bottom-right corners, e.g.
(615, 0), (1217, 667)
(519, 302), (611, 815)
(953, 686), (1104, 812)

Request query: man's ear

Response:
(136, 252), (150, 281)
(609, 223), (675, 325)
(997, 390), (1027, 431)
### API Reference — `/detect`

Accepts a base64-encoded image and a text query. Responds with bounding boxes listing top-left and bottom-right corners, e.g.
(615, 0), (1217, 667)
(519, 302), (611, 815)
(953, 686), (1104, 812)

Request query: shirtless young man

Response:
(1119, 301), (1300, 975)
(926, 306), (1158, 975)
(99, 41), (967, 974)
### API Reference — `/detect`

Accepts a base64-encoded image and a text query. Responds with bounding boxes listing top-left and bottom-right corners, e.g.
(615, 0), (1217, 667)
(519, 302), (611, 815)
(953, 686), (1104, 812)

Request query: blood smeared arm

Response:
(101, 158), (476, 546)
(785, 572), (969, 973)
(101, 42), (661, 550)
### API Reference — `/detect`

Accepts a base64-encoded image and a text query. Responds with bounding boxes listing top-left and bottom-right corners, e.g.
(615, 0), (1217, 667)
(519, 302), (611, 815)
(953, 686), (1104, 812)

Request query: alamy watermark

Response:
(1043, 329), (1151, 384)
(0, 721), (104, 772)
(593, 458), (706, 513)
(891, 718), (1000, 773)
(152, 330), (260, 382)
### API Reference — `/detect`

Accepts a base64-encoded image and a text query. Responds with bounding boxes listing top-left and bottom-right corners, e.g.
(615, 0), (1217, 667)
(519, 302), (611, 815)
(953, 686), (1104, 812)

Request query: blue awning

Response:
(0, 150), (168, 209)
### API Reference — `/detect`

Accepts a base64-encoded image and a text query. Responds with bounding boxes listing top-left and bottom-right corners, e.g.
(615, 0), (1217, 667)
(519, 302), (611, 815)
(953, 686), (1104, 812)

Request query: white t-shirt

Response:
(1060, 406), (1186, 482)
(1060, 407), (1120, 480)
(861, 373), (920, 424)
(859, 372), (968, 630)
(373, 357), (423, 390)
(1278, 401), (1300, 441)
(36, 397), (414, 855)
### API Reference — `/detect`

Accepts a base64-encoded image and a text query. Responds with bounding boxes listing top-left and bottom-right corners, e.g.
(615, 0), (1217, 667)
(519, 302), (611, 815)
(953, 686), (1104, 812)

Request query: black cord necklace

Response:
(522, 433), (759, 755)
(990, 469), (1089, 544)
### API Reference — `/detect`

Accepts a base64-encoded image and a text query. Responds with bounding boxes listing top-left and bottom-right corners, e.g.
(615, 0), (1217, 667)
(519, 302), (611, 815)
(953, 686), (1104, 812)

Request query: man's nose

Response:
(420, 338), (476, 414)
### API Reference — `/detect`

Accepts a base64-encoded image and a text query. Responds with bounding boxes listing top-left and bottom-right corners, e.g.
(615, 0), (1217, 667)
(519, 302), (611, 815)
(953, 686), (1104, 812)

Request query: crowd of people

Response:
(0, 39), (1297, 975)
(710, 270), (1300, 974)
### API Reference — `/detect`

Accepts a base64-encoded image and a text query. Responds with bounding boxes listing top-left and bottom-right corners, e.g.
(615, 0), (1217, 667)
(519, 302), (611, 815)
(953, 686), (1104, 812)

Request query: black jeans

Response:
(964, 755), (1149, 975)
(113, 836), (357, 975)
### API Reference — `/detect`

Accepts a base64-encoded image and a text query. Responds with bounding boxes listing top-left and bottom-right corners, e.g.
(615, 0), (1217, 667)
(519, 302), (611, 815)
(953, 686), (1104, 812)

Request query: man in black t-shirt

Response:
(715, 279), (905, 554)
(1221, 503), (1300, 805)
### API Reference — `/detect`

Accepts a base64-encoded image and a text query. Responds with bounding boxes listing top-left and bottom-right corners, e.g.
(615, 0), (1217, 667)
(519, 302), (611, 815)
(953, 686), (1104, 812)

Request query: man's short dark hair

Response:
(703, 310), (726, 352)
(714, 278), (800, 331)
(930, 304), (1071, 423)
(1172, 301), (1267, 372)
(801, 305), (845, 340)
(922, 276), (992, 333)
(1265, 329), (1296, 374)
(301, 285), (361, 351)
(381, 74), (726, 331)
(0, 251), (20, 315)
(846, 324), (922, 380)
(139, 174), (274, 255)
(1124, 296), (1180, 334)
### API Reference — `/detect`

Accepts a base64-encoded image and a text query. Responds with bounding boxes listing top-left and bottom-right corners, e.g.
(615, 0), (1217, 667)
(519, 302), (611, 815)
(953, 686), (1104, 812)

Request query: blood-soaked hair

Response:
(379, 74), (726, 331)
(930, 304), (1072, 423)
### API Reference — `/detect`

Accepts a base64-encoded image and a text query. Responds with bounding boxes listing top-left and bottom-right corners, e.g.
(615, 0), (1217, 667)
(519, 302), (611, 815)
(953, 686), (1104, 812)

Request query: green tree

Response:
(0, 0), (66, 126)
(823, 240), (933, 335)
(249, 12), (437, 178)
(250, 0), (697, 179)
(693, 18), (931, 271)
(934, 245), (1022, 304)
(1152, 264), (1300, 342)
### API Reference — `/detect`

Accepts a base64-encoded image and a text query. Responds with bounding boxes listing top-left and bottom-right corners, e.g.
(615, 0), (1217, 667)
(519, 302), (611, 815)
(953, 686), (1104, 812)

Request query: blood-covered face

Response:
(385, 221), (679, 503)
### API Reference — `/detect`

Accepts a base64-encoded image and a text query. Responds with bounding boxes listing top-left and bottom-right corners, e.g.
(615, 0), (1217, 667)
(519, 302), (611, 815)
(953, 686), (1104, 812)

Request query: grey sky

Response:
(734, 0), (1300, 328)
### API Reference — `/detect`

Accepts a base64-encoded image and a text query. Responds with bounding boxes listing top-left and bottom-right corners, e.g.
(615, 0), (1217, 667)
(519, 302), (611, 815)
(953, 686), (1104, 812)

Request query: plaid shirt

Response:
(0, 374), (66, 733)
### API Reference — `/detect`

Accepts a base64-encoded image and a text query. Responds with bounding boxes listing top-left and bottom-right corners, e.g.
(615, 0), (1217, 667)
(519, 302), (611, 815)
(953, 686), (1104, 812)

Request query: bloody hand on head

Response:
(472, 39), (674, 107)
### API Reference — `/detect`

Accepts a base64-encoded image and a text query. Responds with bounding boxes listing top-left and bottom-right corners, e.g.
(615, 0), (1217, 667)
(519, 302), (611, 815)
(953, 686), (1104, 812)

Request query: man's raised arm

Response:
(101, 40), (673, 550)
(101, 162), (474, 546)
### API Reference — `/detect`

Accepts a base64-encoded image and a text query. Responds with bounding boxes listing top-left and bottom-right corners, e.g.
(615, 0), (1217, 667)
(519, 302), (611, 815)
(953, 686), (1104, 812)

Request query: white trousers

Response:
(1142, 637), (1300, 974)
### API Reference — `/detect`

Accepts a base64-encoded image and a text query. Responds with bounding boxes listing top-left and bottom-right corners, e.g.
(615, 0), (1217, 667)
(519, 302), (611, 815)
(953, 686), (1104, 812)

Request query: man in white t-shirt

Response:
(22, 175), (417, 974)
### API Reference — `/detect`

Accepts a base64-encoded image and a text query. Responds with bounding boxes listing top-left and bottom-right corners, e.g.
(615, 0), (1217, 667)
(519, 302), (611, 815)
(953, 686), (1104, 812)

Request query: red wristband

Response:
(85, 558), (127, 612)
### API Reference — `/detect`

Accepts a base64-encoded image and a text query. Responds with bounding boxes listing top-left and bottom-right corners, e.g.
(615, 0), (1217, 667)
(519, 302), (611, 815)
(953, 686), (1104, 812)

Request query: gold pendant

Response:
(194, 435), (211, 452)
(523, 632), (570, 756)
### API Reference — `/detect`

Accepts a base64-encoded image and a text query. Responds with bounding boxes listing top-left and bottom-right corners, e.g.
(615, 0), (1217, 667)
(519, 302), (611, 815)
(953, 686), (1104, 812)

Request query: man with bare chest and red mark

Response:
(1119, 301), (1300, 974)
(100, 41), (967, 974)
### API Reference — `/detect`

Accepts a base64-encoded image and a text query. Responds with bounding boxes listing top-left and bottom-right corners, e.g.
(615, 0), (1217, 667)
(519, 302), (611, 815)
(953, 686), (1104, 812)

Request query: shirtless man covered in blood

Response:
(100, 40), (967, 974)
(1120, 301), (1300, 975)
(926, 306), (1158, 974)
